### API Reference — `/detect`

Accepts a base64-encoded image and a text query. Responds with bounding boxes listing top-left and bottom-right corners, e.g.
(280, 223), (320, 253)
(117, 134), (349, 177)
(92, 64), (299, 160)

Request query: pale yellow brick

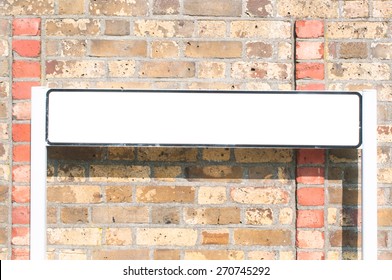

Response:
(105, 228), (132, 246)
(198, 186), (227, 204)
(201, 229), (229, 245)
(280, 251), (295, 260)
(328, 63), (390, 80)
(47, 228), (102, 246)
(248, 251), (276, 260)
(89, 165), (150, 182)
(246, 82), (273, 90)
(197, 62), (226, 79)
(59, 0), (84, 14)
(57, 164), (86, 182)
(154, 166), (182, 181)
(1, 0), (54, 15)
(343, 1), (369, 18)
(134, 20), (194, 37)
(136, 186), (195, 203)
(234, 149), (293, 163)
(46, 60), (106, 78)
(184, 250), (244, 260)
(231, 62), (292, 80)
(0, 248), (7, 260)
(279, 208), (293, 224)
(46, 19), (100, 36)
(185, 207), (240, 225)
(198, 21), (226, 37)
(327, 22), (388, 39)
(373, 1), (392, 17)
(231, 21), (291, 39)
(92, 206), (148, 223)
(59, 249), (87, 260)
(278, 42), (292, 60)
(378, 168), (392, 184)
(278, 0), (338, 18)
(108, 60), (136, 77)
(231, 187), (289, 204)
(89, 0), (148, 16)
(137, 228), (197, 246)
(246, 208), (273, 225)
(328, 208), (338, 224)
(327, 251), (340, 260)
(187, 82), (240, 90)
(47, 185), (102, 203)
(186, 41), (241, 58)
(151, 41), (179, 58)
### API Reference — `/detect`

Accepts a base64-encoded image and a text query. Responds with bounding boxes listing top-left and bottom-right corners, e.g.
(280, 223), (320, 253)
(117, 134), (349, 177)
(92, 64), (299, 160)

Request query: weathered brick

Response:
(2, 0), (54, 15)
(297, 188), (324, 206)
(340, 42), (368, 59)
(154, 166), (182, 181)
(379, 252), (392, 260)
(202, 148), (230, 162)
(231, 21), (291, 38)
(372, 43), (392, 60)
(92, 206), (148, 223)
(198, 186), (226, 204)
(343, 1), (369, 18)
(184, 0), (242, 16)
(134, 20), (194, 38)
(187, 82), (240, 90)
(153, 0), (179, 15)
(184, 250), (244, 260)
(297, 251), (325, 260)
(46, 19), (100, 36)
(235, 149), (293, 163)
(108, 60), (136, 77)
(329, 149), (359, 163)
(93, 249), (149, 260)
(137, 228), (197, 246)
(296, 230), (324, 249)
(378, 126), (392, 143)
(0, 185), (8, 202)
(246, 42), (273, 58)
(340, 208), (360, 227)
(151, 207), (179, 224)
(231, 187), (289, 204)
(297, 149), (325, 165)
(60, 40), (87, 57)
(12, 206), (29, 224)
(105, 228), (133, 246)
(246, 208), (273, 225)
(297, 167), (324, 184)
(57, 164), (86, 182)
(0, 19), (9, 36)
(47, 207), (57, 224)
(185, 207), (240, 225)
(327, 22), (388, 39)
(373, 1), (392, 18)
(61, 207), (88, 224)
(48, 147), (104, 161)
(89, 0), (148, 16)
(185, 165), (243, 181)
(154, 250), (180, 260)
(11, 248), (29, 260)
(108, 147), (135, 161)
(105, 20), (130, 36)
(234, 229), (291, 246)
(232, 62), (291, 80)
(12, 185), (30, 203)
(105, 186), (133, 203)
(47, 185), (102, 203)
(12, 165), (29, 183)
(12, 123), (30, 142)
(328, 63), (390, 80)
(279, 208), (293, 224)
(0, 164), (11, 181)
(90, 40), (147, 57)
(248, 251), (276, 260)
(296, 63), (324, 80)
(13, 18), (41, 35)
(139, 61), (195, 78)
(297, 210), (324, 228)
(296, 83), (325, 90)
(278, 0), (338, 18)
(47, 228), (102, 246)
(329, 230), (361, 248)
(296, 20), (324, 38)
(246, 0), (273, 17)
(328, 208), (337, 224)
(46, 60), (105, 78)
(58, 250), (87, 260)
(12, 102), (30, 121)
(185, 41), (241, 58)
(0, 40), (8, 57)
(0, 103), (7, 119)
(278, 42), (292, 60)
(0, 60), (9, 77)
(151, 41), (178, 58)
(139, 148), (197, 162)
(0, 206), (7, 223)
(12, 61), (40, 78)
(136, 186), (195, 203)
(379, 209), (392, 226)
(379, 168), (392, 184)
(0, 228), (7, 245)
(201, 229), (229, 245)
(296, 42), (324, 60)
(59, 0), (84, 14)
(0, 81), (9, 98)
(197, 62), (225, 79)
(90, 165), (150, 183)
(12, 81), (40, 100)
(197, 21), (226, 38)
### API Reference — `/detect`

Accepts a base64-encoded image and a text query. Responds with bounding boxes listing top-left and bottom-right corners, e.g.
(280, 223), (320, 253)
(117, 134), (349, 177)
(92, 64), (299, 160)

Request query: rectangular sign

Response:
(46, 90), (362, 148)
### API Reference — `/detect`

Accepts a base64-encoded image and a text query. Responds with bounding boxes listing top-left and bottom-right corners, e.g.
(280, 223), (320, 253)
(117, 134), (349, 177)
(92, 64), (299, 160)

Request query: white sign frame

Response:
(30, 88), (377, 260)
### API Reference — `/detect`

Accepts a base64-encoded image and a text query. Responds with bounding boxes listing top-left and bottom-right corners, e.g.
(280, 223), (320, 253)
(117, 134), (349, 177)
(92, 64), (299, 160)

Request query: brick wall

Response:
(0, 0), (391, 260)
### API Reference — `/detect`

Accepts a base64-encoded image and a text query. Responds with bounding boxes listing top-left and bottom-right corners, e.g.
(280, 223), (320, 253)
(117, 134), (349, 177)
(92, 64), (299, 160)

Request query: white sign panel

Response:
(46, 90), (362, 147)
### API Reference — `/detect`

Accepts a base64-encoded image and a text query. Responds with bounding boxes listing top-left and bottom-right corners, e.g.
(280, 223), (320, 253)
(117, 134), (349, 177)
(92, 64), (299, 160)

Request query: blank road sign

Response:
(46, 90), (362, 148)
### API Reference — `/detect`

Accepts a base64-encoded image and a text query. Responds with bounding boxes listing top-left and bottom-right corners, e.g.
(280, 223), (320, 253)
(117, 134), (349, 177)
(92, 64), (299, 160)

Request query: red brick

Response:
(12, 206), (30, 224)
(13, 144), (30, 162)
(12, 165), (30, 183)
(297, 149), (325, 164)
(12, 248), (30, 260)
(13, 18), (41, 36)
(297, 251), (324, 260)
(296, 20), (324, 38)
(12, 40), (41, 57)
(13, 102), (31, 120)
(296, 42), (324, 60)
(12, 61), (41, 78)
(297, 167), (324, 184)
(296, 63), (324, 80)
(296, 83), (325, 90)
(297, 210), (324, 228)
(12, 227), (29, 246)
(297, 188), (324, 206)
(12, 186), (30, 203)
(12, 82), (40, 100)
(12, 123), (31, 142)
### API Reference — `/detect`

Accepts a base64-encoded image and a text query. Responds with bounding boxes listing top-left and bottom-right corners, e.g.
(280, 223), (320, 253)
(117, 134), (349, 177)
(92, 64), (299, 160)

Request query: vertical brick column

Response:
(11, 18), (41, 260)
(295, 20), (326, 260)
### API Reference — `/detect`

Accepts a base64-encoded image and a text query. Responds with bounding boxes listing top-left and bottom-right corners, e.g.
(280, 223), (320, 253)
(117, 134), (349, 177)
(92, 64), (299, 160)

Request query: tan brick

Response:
(246, 0), (273, 17)
(202, 148), (230, 161)
(46, 60), (106, 78)
(59, 250), (87, 260)
(187, 82), (240, 90)
(372, 43), (392, 60)
(151, 207), (180, 224)
(246, 208), (273, 225)
(198, 186), (226, 204)
(343, 1), (369, 18)
(234, 229), (291, 246)
(0, 228), (7, 245)
(279, 208), (293, 224)
(201, 229), (229, 245)
(327, 22), (388, 39)
(328, 208), (338, 224)
(231, 187), (289, 204)
(249, 166), (293, 181)
(231, 21), (291, 38)
(59, 40), (87, 57)
(0, 40), (8, 57)
(105, 228), (132, 246)
(154, 250), (180, 260)
(0, 60), (8, 77)
(134, 20), (194, 38)
(327, 251), (340, 260)
(153, 0), (180, 15)
(231, 62), (291, 80)
(197, 21), (226, 37)
(247, 41), (274, 59)
(0, 185), (7, 202)
(47, 207), (57, 224)
(89, 0), (148, 16)
(329, 149), (360, 163)
(47, 147), (104, 161)
(47, 228), (102, 246)
(185, 207), (241, 225)
(90, 40), (147, 57)
(197, 62), (225, 79)
(296, 230), (324, 249)
(248, 251), (276, 260)
(185, 41), (242, 58)
(378, 126), (392, 142)
(278, 42), (292, 60)
(59, 0), (84, 14)
(91, 206), (148, 223)
(108, 147), (135, 161)
(154, 166), (182, 181)
(92, 250), (149, 260)
(379, 168), (392, 184)
(185, 165), (243, 181)
(139, 61), (195, 78)
(108, 60), (136, 77)
(235, 149), (293, 163)
(373, 1), (392, 17)
(61, 207), (88, 224)
(278, 0), (338, 18)
(184, 0), (242, 16)
(340, 42), (368, 59)
(46, 19), (100, 36)
(0, 248), (7, 260)
(89, 165), (150, 182)
(342, 251), (361, 260)
(184, 250), (244, 260)
(1, 0), (54, 15)
(329, 230), (361, 248)
(328, 63), (390, 80)
(379, 209), (392, 226)
(105, 186), (133, 203)
(137, 228), (197, 246)
(138, 147), (197, 162)
(151, 41), (179, 58)
(136, 186), (195, 203)
(47, 185), (102, 203)
(378, 147), (391, 164)
(57, 164), (86, 182)
(105, 20), (130, 36)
